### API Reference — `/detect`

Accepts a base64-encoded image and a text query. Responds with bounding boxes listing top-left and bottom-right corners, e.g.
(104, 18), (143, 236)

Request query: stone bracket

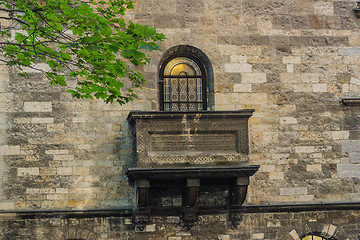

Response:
(127, 166), (259, 228)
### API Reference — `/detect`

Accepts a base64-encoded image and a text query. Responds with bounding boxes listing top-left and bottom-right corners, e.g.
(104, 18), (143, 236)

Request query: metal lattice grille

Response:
(163, 57), (204, 111)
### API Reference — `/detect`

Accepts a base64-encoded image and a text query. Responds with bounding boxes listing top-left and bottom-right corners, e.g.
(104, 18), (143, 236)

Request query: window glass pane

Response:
(164, 57), (201, 76)
(163, 57), (204, 111)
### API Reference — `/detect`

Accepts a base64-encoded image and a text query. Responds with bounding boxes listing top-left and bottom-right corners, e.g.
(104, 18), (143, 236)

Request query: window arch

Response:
(158, 45), (214, 111)
(302, 236), (329, 240)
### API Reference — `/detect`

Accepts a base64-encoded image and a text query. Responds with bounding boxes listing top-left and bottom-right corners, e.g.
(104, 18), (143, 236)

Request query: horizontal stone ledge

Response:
(126, 165), (260, 180)
(0, 209), (133, 220)
(127, 110), (255, 124)
(2, 201), (360, 219)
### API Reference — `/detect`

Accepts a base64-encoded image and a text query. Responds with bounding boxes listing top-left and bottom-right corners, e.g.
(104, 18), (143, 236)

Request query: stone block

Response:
(54, 155), (74, 161)
(47, 123), (64, 132)
(339, 47), (360, 56)
(283, 56), (301, 64)
(299, 195), (314, 202)
(22, 63), (51, 73)
(332, 131), (349, 140)
(295, 146), (315, 154)
(45, 149), (60, 155)
(280, 73), (300, 83)
(72, 117), (86, 123)
(324, 16), (341, 29)
(337, 164), (360, 178)
(24, 102), (52, 112)
(308, 15), (323, 29)
(237, 93), (267, 104)
(287, 64), (294, 73)
(166, 216), (181, 223)
(234, 83), (252, 92)
(269, 172), (284, 180)
(306, 164), (322, 172)
(342, 84), (350, 93)
(145, 224), (156, 232)
(218, 235), (230, 240)
(0, 145), (20, 155)
(225, 63), (252, 73)
(350, 77), (360, 86)
(350, 152), (360, 163)
(73, 167), (90, 175)
(0, 93), (13, 103)
(342, 140), (360, 153)
(280, 117), (297, 124)
(293, 84), (312, 92)
(252, 233), (264, 239)
(314, 2), (334, 15)
(26, 188), (40, 194)
(280, 188), (296, 196)
(57, 167), (73, 175)
(296, 187), (308, 195)
(241, 73), (266, 83)
(18, 167), (40, 176)
(0, 201), (15, 210)
(301, 73), (320, 83)
(31, 118), (54, 124)
(14, 118), (31, 124)
(260, 165), (276, 172)
(237, 46), (262, 55)
(230, 55), (246, 63)
(59, 150), (69, 154)
(289, 230), (300, 240)
(56, 188), (69, 194)
(47, 194), (65, 200)
(247, 55), (269, 64)
(154, 15), (185, 28)
(312, 84), (327, 92)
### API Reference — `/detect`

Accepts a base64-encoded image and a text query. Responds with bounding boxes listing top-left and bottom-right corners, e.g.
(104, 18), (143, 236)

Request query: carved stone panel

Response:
(127, 111), (254, 167)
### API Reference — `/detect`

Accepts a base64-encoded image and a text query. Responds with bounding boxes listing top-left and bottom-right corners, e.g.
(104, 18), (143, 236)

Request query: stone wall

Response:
(0, 0), (360, 239)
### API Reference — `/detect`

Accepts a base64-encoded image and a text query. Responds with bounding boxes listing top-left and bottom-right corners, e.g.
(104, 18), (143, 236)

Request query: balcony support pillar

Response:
(182, 178), (200, 228)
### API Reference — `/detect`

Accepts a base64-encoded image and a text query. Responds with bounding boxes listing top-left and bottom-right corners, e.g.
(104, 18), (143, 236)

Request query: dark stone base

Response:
(1, 206), (360, 239)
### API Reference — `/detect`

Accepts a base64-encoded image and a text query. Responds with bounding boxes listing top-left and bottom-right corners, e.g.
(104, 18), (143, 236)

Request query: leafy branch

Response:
(0, 0), (165, 104)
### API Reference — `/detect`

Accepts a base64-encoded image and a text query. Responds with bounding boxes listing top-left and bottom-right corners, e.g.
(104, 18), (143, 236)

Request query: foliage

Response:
(0, 0), (165, 104)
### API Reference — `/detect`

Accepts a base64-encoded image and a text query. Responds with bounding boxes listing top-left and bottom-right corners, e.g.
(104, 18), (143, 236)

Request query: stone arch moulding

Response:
(158, 45), (215, 111)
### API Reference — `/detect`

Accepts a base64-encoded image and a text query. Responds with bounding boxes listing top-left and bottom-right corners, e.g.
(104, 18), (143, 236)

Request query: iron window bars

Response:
(160, 57), (207, 111)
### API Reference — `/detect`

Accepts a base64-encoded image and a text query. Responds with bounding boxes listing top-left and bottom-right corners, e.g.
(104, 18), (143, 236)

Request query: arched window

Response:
(302, 235), (329, 240)
(159, 45), (214, 111)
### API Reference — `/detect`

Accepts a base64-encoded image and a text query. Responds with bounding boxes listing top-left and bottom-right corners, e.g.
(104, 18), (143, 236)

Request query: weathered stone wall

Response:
(0, 0), (360, 239)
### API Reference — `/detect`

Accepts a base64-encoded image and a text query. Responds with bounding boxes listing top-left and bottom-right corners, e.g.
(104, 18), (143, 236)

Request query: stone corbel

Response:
(231, 177), (249, 206)
(182, 178), (200, 228)
(134, 179), (150, 231)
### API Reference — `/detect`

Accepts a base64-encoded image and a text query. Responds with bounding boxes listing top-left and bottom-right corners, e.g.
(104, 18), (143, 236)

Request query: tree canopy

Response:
(0, 0), (165, 104)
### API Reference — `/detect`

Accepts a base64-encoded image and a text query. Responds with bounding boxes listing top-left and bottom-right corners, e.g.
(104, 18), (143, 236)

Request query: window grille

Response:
(161, 57), (206, 111)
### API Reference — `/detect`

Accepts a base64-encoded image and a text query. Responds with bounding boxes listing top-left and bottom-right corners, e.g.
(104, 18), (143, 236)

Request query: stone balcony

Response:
(126, 110), (259, 228)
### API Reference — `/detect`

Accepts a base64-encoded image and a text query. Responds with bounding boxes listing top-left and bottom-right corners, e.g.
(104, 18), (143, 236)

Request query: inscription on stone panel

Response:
(149, 131), (238, 155)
